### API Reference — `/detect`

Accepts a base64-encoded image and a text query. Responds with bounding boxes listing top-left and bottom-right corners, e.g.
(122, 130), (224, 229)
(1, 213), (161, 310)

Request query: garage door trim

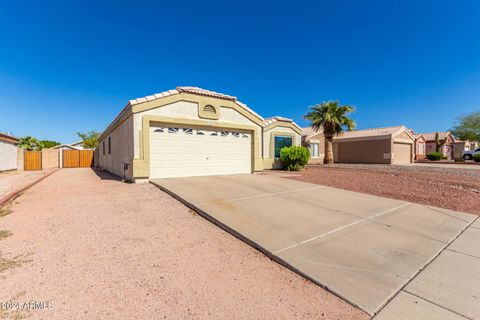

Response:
(149, 124), (253, 179)
(134, 115), (258, 179)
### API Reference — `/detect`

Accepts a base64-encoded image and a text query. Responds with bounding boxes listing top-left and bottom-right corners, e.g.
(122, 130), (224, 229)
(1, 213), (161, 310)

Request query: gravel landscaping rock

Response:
(0, 168), (367, 320)
(0, 169), (56, 200)
(284, 164), (480, 215)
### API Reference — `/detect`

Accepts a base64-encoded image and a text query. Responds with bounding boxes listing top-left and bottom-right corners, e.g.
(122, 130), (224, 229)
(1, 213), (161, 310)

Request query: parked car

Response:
(462, 148), (480, 160)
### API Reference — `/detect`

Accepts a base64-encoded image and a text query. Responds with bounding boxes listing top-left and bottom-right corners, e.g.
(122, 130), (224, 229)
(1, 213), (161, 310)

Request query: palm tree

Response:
(304, 101), (355, 164)
(19, 136), (42, 151)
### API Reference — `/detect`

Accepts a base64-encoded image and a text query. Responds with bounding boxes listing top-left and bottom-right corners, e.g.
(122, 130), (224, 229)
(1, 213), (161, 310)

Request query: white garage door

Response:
(150, 125), (252, 179)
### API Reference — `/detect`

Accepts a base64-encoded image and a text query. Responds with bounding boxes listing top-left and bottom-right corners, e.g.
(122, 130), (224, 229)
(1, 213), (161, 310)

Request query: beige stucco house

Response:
(302, 125), (414, 164)
(413, 133), (426, 160)
(98, 87), (301, 182)
(0, 132), (19, 171)
(301, 127), (325, 163)
(52, 141), (87, 150)
(453, 139), (478, 159)
(422, 132), (455, 160)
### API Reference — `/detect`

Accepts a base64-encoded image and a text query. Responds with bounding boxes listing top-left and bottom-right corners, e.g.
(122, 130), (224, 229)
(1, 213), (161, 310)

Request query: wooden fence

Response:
(63, 150), (94, 168)
(24, 151), (42, 171)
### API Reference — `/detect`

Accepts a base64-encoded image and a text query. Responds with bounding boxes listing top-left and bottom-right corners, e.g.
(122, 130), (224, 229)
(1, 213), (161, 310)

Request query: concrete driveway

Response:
(152, 174), (478, 317)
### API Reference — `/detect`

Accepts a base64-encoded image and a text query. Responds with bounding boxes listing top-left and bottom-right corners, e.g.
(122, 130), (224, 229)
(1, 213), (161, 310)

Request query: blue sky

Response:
(0, 0), (479, 143)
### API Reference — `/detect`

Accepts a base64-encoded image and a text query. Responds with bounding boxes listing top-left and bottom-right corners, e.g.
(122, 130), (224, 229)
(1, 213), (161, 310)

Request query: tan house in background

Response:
(412, 132), (426, 160)
(453, 139), (479, 159)
(97, 86), (301, 182)
(422, 132), (455, 160)
(52, 141), (88, 150)
(301, 127), (325, 163)
(0, 132), (19, 171)
(302, 125), (414, 164)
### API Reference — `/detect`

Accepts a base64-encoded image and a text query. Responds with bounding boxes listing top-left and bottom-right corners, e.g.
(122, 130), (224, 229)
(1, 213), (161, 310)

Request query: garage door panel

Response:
(393, 143), (412, 164)
(150, 125), (252, 179)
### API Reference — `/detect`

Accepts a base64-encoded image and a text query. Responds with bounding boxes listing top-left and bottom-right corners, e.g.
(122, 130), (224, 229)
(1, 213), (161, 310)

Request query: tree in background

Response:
(434, 132), (447, 152)
(77, 131), (101, 149)
(39, 140), (60, 149)
(451, 112), (480, 142)
(304, 101), (355, 164)
(19, 136), (42, 150)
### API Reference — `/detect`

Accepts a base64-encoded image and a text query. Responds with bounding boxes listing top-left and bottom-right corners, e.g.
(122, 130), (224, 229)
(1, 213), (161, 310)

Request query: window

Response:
(310, 143), (319, 158)
(108, 137), (111, 154)
(210, 132), (218, 136)
(417, 143), (425, 154)
(231, 132), (240, 138)
(203, 105), (216, 114)
(102, 140), (105, 155)
(274, 136), (292, 158)
(221, 131), (229, 137)
(183, 128), (193, 134)
(196, 130), (205, 135)
(168, 127), (179, 134)
(154, 128), (164, 133)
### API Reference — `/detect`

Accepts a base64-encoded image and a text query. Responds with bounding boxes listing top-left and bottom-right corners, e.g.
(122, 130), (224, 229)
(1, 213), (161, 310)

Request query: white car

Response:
(462, 148), (480, 160)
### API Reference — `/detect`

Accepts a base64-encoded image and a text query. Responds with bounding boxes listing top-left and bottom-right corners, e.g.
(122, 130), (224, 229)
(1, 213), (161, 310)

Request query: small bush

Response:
(455, 157), (465, 163)
(474, 154), (480, 162)
(426, 152), (442, 161)
(280, 146), (310, 171)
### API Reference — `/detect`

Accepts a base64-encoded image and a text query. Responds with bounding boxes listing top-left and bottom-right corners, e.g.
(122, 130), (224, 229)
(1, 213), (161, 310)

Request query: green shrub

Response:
(474, 154), (480, 162)
(280, 146), (310, 171)
(455, 157), (465, 163)
(426, 152), (442, 161)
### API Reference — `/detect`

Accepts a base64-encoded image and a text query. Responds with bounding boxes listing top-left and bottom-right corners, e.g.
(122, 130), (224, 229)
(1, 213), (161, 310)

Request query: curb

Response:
(0, 169), (60, 208)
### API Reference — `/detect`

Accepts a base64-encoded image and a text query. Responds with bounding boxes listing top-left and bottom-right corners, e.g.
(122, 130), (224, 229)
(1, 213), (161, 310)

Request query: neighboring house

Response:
(302, 125), (414, 164)
(97, 86), (301, 182)
(453, 139), (479, 159)
(0, 132), (19, 171)
(422, 132), (455, 160)
(413, 133), (426, 160)
(301, 126), (325, 163)
(52, 141), (86, 150)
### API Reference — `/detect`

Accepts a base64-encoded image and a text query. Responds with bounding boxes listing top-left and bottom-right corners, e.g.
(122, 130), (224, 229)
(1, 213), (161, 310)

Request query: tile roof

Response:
(421, 132), (451, 141)
(176, 86), (237, 101)
(127, 86), (264, 121)
(302, 126), (325, 139)
(335, 125), (405, 140)
(128, 89), (179, 105)
(302, 126), (314, 136)
(304, 125), (410, 140)
(263, 116), (302, 131)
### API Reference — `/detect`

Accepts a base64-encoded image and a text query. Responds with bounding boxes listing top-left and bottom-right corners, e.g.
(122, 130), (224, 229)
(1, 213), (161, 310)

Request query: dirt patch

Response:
(0, 254), (32, 274)
(284, 165), (480, 215)
(0, 168), (368, 320)
(0, 169), (56, 200)
(0, 230), (12, 240)
(0, 206), (13, 217)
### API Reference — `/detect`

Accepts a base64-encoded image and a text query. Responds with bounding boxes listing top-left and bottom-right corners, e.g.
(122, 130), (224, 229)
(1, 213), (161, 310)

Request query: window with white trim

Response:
(310, 143), (319, 158)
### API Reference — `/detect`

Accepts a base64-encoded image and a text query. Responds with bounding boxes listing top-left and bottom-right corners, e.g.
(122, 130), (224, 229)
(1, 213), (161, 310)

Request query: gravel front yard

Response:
(0, 168), (367, 320)
(0, 169), (56, 200)
(284, 164), (480, 215)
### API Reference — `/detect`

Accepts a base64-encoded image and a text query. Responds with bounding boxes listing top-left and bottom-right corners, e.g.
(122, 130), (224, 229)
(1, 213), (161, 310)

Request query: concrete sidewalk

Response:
(151, 174), (477, 317)
(375, 219), (480, 320)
